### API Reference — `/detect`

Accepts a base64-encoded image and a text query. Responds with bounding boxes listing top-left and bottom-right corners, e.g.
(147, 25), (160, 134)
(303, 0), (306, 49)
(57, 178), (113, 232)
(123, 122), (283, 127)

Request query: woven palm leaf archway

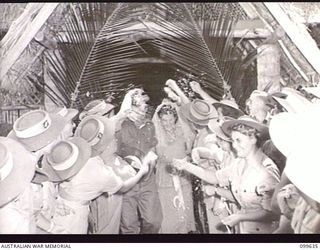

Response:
(73, 3), (236, 109)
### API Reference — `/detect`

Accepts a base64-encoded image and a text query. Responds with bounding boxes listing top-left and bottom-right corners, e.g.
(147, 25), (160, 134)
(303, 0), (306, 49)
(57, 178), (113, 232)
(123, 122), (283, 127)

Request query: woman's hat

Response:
(79, 100), (115, 120)
(124, 155), (142, 171)
(180, 99), (218, 126)
(40, 137), (91, 182)
(9, 110), (68, 152)
(249, 90), (268, 99)
(208, 118), (233, 142)
(0, 137), (36, 207)
(31, 166), (49, 184)
(269, 103), (320, 157)
(285, 145), (320, 203)
(51, 106), (79, 121)
(212, 99), (244, 119)
(270, 104), (320, 203)
(221, 115), (269, 139)
(272, 87), (312, 113)
(302, 86), (320, 99)
(75, 115), (115, 157)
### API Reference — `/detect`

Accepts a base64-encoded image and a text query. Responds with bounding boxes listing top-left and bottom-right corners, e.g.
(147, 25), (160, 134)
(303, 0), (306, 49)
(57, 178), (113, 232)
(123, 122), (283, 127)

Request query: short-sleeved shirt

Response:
(216, 156), (280, 211)
(291, 197), (320, 233)
(59, 156), (123, 203)
(0, 185), (36, 234)
(215, 155), (280, 233)
(116, 118), (158, 159)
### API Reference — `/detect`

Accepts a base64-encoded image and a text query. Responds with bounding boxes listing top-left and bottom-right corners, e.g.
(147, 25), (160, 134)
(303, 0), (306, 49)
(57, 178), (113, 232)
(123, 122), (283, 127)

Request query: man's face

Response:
(131, 89), (150, 107)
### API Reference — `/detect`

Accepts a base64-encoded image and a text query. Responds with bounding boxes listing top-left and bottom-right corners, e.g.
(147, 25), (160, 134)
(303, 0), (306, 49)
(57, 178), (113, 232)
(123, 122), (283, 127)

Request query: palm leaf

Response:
(43, 3), (117, 107)
(75, 3), (229, 109)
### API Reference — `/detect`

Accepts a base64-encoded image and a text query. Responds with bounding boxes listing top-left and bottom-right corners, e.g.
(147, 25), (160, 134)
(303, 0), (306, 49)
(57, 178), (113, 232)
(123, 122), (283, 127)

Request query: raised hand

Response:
(191, 148), (201, 164)
(221, 214), (242, 227)
(172, 158), (187, 171)
(164, 87), (181, 104)
(189, 81), (203, 94)
(165, 79), (181, 93)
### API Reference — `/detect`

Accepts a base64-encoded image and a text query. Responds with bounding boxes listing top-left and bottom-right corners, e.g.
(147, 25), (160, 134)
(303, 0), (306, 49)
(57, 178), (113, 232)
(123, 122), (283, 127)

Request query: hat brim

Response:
(221, 119), (269, 139)
(303, 87), (320, 99)
(9, 113), (68, 152)
(79, 103), (115, 120)
(180, 103), (216, 126)
(64, 109), (79, 121)
(0, 137), (36, 207)
(41, 137), (91, 182)
(285, 147), (320, 203)
(78, 115), (116, 157)
(31, 167), (49, 184)
(212, 103), (244, 119)
(272, 97), (297, 113)
(269, 112), (298, 157)
(269, 105), (320, 157)
(208, 119), (231, 142)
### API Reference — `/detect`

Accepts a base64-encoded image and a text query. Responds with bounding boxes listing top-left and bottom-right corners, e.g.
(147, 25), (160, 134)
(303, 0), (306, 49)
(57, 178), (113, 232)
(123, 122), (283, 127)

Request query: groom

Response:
(116, 88), (163, 234)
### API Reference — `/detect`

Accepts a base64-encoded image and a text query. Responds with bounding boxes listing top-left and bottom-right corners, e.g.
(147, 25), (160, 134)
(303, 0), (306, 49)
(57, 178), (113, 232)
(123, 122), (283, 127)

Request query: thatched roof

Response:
(1, 2), (320, 109)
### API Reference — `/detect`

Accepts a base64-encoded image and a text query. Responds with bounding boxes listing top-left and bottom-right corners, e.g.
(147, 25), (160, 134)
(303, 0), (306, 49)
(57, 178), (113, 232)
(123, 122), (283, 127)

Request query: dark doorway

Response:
(134, 62), (176, 109)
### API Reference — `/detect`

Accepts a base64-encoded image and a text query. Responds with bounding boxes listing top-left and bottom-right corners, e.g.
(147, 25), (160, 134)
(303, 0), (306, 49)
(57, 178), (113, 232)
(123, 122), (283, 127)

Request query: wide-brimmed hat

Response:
(51, 106), (79, 121)
(180, 99), (218, 126)
(208, 118), (233, 142)
(0, 137), (35, 207)
(124, 155), (143, 171)
(221, 115), (269, 139)
(269, 103), (320, 157)
(285, 145), (320, 203)
(303, 86), (320, 99)
(75, 115), (115, 157)
(213, 99), (244, 119)
(271, 104), (320, 202)
(272, 87), (312, 113)
(31, 166), (49, 184)
(79, 100), (115, 120)
(40, 137), (91, 182)
(249, 90), (268, 99)
(9, 110), (68, 152)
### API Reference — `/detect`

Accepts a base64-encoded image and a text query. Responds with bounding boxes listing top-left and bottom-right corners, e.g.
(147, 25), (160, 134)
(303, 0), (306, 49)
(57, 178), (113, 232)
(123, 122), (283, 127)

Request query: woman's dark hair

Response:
(231, 123), (264, 148)
(157, 104), (178, 123)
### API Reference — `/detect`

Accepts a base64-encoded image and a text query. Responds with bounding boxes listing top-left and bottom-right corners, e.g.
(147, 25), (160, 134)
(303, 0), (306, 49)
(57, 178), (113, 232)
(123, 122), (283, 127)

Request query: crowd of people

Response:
(1, 78), (320, 234)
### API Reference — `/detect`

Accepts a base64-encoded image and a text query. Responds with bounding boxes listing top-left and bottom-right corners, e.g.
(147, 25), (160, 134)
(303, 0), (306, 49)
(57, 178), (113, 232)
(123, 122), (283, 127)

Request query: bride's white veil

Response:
(152, 99), (195, 152)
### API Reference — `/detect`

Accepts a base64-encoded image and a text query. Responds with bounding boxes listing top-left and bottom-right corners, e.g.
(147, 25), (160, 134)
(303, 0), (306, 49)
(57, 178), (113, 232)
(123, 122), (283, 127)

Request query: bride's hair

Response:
(157, 104), (178, 123)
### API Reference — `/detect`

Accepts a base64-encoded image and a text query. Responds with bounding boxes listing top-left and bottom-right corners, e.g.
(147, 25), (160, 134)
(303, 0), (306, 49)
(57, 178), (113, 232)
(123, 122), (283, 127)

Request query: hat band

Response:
(189, 110), (210, 123)
(125, 155), (142, 168)
(87, 101), (108, 116)
(79, 102), (108, 120)
(88, 119), (105, 146)
(50, 142), (79, 171)
(57, 107), (68, 117)
(192, 105), (212, 117)
(14, 113), (52, 139)
(0, 152), (13, 181)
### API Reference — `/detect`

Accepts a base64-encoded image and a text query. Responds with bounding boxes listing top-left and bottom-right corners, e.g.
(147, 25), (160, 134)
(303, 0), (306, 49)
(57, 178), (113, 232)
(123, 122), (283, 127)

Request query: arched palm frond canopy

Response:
(44, 3), (118, 107)
(74, 3), (235, 109)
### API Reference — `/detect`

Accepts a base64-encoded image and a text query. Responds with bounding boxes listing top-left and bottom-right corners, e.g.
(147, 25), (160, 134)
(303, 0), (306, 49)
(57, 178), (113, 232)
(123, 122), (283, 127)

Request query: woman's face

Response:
(231, 130), (257, 158)
(160, 113), (176, 132)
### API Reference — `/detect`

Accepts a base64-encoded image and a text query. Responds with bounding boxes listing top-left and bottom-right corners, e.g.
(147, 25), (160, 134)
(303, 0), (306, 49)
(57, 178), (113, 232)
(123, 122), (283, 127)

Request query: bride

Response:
(152, 99), (196, 233)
